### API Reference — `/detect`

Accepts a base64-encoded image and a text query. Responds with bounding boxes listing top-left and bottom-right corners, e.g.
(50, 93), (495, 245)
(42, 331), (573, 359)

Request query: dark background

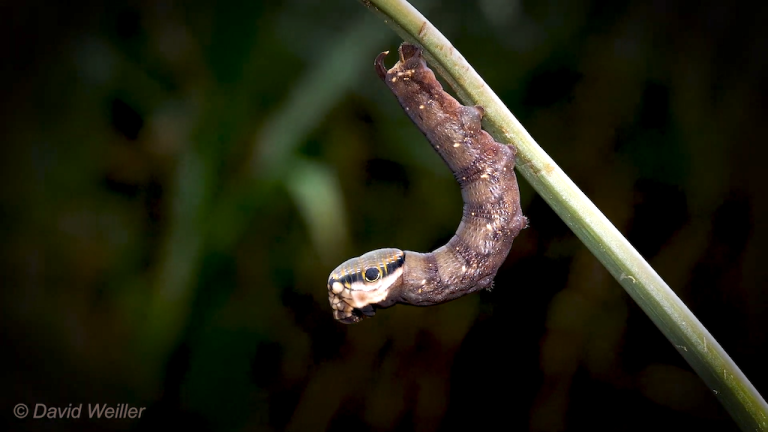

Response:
(2, 0), (767, 431)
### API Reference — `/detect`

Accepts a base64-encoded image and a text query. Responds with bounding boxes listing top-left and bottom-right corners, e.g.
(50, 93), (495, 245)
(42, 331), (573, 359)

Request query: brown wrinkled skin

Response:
(373, 43), (527, 307)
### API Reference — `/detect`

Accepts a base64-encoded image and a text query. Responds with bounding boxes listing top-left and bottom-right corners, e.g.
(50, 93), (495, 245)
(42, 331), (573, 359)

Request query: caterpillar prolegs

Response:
(327, 43), (527, 324)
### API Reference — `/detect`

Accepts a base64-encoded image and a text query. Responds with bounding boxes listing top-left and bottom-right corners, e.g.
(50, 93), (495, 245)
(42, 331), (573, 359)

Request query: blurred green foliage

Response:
(1, 1), (766, 431)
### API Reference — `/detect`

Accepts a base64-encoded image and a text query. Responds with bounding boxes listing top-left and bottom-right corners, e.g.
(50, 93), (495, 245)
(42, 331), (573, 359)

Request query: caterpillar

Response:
(327, 43), (526, 324)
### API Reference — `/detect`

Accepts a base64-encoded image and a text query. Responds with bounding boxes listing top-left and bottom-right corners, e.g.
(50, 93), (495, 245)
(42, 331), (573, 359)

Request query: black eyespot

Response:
(363, 267), (381, 282)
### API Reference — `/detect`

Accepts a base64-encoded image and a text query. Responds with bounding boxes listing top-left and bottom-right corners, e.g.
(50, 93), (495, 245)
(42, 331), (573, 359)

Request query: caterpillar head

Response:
(327, 248), (405, 324)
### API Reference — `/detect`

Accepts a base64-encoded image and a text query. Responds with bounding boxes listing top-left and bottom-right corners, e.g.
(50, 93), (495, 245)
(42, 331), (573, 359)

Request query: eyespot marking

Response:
(364, 267), (381, 282)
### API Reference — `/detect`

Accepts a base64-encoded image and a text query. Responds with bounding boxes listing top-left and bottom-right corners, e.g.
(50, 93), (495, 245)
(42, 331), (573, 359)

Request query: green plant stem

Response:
(359, 0), (768, 430)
